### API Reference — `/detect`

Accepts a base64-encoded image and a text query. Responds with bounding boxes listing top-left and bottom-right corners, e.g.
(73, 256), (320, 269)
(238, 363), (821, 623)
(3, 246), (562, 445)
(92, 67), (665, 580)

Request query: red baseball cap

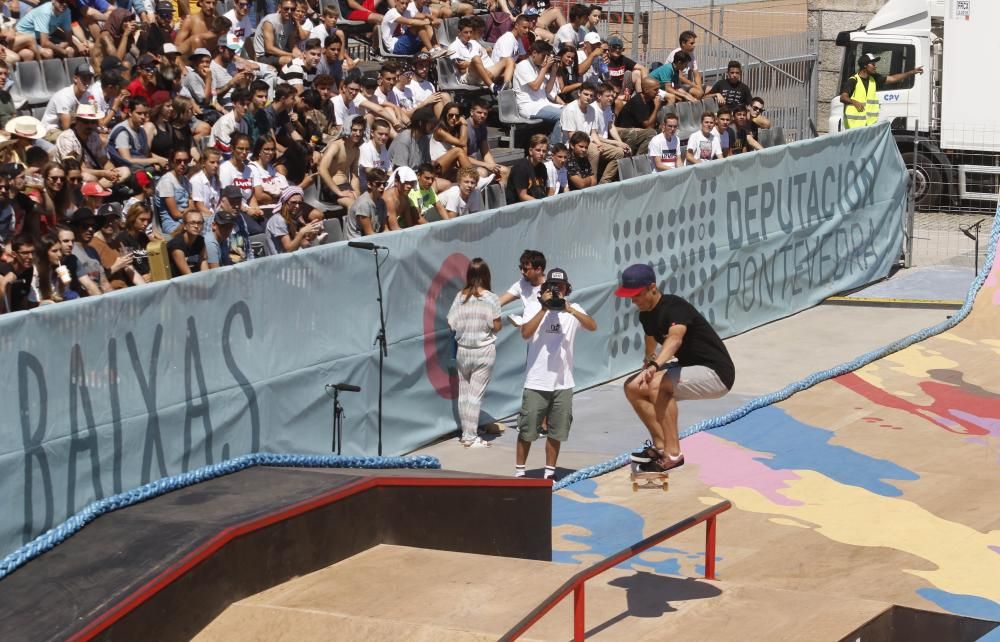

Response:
(614, 264), (656, 297)
(81, 181), (111, 197)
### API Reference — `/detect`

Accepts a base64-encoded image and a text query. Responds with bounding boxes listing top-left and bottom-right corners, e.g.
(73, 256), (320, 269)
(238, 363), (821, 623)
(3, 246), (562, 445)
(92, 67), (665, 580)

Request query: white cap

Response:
(163, 43), (179, 55)
(583, 32), (602, 45)
(390, 166), (418, 185)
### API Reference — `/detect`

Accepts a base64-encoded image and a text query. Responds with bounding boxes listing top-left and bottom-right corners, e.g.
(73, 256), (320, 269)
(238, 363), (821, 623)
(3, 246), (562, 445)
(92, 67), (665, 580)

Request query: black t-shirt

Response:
(506, 158), (548, 203)
(617, 93), (653, 129)
(167, 234), (206, 277)
(565, 152), (592, 189)
(732, 125), (751, 154)
(710, 79), (752, 109)
(639, 294), (735, 389)
(840, 72), (885, 98)
(0, 262), (36, 311)
(606, 55), (636, 90)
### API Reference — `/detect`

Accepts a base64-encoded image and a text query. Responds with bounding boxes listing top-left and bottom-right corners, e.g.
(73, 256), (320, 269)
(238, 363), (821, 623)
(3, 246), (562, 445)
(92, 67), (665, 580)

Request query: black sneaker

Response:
(630, 440), (661, 463)
(639, 454), (685, 473)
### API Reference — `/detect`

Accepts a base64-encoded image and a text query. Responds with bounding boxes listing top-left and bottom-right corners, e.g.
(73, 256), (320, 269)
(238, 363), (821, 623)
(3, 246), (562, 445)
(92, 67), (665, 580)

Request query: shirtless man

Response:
(318, 116), (363, 209)
(176, 0), (231, 57)
(382, 166), (423, 229)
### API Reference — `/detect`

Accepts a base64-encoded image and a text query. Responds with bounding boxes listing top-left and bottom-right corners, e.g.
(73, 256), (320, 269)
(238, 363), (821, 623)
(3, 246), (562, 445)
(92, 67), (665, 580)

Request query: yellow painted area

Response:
(882, 346), (960, 378)
(936, 334), (978, 347)
(768, 517), (814, 529)
(638, 550), (677, 563)
(712, 471), (1000, 602)
(553, 524), (592, 552)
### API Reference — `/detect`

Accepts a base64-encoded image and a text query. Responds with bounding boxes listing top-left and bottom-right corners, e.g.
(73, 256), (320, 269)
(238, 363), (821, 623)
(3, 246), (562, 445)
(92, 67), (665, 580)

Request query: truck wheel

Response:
(902, 151), (943, 209)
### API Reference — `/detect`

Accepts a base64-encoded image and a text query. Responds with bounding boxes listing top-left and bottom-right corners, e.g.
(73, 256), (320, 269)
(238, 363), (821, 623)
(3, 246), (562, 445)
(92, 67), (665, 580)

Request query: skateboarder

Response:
(614, 264), (735, 472)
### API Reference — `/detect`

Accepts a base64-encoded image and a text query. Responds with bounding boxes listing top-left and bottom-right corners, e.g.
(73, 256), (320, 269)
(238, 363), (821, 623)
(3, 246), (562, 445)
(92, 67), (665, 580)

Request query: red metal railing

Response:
(499, 500), (732, 641)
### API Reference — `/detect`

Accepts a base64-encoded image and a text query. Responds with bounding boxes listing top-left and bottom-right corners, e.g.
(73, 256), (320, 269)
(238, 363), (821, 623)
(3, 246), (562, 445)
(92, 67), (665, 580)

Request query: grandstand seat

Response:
(700, 97), (718, 116)
(497, 89), (542, 150)
(485, 183), (506, 209)
(321, 218), (344, 244)
(374, 31), (412, 59)
(617, 156), (637, 180)
(30, 106), (46, 120)
(675, 101), (699, 140)
(632, 155), (652, 176)
(64, 57), (88, 78)
(757, 128), (774, 147)
(436, 57), (481, 93)
(41, 58), (70, 96)
(303, 181), (343, 217)
(435, 17), (459, 47)
(423, 204), (442, 222)
(770, 126), (786, 146)
(13, 61), (48, 105)
(249, 233), (268, 258)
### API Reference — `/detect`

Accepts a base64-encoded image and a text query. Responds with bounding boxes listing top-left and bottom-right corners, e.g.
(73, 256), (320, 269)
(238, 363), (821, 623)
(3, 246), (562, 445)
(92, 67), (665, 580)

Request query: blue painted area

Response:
(565, 478), (599, 499)
(977, 628), (1000, 642)
(711, 406), (918, 497)
(849, 265), (975, 302)
(552, 493), (693, 575)
(917, 588), (1000, 622)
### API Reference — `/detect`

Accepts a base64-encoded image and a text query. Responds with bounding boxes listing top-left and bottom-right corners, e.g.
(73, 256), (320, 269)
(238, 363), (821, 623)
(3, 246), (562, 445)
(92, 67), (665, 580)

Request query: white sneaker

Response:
(463, 436), (491, 448)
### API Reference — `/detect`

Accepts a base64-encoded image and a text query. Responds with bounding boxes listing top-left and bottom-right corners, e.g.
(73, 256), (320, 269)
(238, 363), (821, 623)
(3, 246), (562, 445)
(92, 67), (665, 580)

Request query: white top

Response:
(438, 185), (483, 217)
(41, 86), (78, 127)
(358, 141), (391, 191)
(447, 290), (501, 348)
(544, 160), (567, 193)
(223, 9), (254, 49)
(190, 170), (221, 211)
(686, 129), (722, 163)
(554, 23), (578, 47)
(491, 31), (524, 66)
(647, 132), (681, 170)
(559, 100), (600, 136)
(309, 23), (331, 41)
(380, 8), (405, 50)
(373, 86), (399, 106)
(524, 303), (586, 391)
(408, 77), (435, 104)
(514, 59), (553, 118)
(332, 93), (359, 128)
(505, 276), (542, 326)
(219, 160), (258, 204)
(448, 37), (485, 62)
(393, 84), (415, 110)
(666, 47), (698, 75)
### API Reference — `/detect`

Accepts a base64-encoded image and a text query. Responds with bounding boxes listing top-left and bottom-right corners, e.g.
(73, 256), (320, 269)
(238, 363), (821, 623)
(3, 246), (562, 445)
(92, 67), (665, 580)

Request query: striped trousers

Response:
(456, 344), (496, 442)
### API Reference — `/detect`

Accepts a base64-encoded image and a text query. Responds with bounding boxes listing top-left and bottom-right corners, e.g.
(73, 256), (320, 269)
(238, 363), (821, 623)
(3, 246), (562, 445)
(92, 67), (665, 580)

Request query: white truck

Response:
(828, 0), (999, 209)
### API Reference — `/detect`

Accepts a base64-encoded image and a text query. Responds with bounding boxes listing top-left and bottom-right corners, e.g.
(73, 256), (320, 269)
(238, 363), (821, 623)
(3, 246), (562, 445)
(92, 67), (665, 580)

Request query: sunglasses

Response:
(368, 180), (387, 188)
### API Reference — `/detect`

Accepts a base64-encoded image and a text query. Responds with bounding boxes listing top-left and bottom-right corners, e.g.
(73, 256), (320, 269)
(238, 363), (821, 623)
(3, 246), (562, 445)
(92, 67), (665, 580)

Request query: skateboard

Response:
(630, 463), (669, 492)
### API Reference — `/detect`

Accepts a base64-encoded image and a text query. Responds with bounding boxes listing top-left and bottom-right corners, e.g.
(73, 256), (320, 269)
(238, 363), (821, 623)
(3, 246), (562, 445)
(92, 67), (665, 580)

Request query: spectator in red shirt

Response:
(126, 55), (159, 104)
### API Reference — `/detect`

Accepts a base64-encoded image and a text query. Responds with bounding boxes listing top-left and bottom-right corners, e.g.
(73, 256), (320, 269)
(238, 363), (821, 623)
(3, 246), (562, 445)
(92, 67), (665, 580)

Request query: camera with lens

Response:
(539, 281), (566, 311)
(132, 249), (149, 271)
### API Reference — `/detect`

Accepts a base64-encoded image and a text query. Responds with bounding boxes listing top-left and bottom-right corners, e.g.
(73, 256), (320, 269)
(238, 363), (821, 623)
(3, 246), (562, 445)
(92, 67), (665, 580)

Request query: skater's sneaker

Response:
(630, 440), (661, 463)
(462, 436), (491, 448)
(639, 454), (685, 473)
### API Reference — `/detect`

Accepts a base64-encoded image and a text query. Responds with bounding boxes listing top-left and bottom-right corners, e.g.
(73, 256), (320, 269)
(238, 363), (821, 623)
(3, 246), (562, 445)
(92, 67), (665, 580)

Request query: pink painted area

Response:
(950, 410), (1000, 438)
(685, 432), (803, 506)
(990, 545), (1000, 555)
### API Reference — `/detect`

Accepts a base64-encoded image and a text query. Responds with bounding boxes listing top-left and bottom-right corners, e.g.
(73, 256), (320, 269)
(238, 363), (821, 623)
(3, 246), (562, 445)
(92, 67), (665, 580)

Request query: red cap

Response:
(81, 181), (112, 197)
(135, 171), (152, 188)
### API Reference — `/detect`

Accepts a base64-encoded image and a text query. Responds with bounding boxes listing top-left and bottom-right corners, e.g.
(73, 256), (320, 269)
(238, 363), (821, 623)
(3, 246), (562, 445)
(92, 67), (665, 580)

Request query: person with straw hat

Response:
(3, 115), (45, 167)
(54, 104), (131, 189)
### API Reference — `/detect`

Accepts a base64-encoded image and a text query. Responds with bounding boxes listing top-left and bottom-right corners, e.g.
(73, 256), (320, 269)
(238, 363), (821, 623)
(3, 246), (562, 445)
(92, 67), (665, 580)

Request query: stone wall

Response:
(808, 0), (890, 132)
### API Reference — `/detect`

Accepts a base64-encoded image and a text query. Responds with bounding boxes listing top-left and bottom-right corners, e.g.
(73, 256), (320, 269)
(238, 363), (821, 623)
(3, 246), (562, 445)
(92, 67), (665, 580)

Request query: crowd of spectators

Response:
(0, 0), (775, 314)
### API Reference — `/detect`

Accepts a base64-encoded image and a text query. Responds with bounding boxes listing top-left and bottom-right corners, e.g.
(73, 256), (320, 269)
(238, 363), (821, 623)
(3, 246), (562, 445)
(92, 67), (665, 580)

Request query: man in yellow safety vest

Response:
(839, 53), (923, 129)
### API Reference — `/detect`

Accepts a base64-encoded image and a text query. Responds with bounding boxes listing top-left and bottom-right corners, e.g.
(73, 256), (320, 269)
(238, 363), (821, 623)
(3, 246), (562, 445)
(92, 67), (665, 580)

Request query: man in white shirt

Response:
(514, 40), (561, 138)
(448, 16), (513, 88)
(437, 167), (482, 218)
(647, 113), (681, 171)
(666, 30), (704, 99)
(190, 148), (223, 228)
(553, 4), (588, 47)
(543, 143), (569, 195)
(42, 63), (94, 130)
(686, 111), (722, 164)
(498, 248), (546, 324)
(333, 76), (362, 131)
(359, 119), (393, 192)
(223, 0), (255, 52)
(380, 0), (437, 55)
(492, 14), (529, 64)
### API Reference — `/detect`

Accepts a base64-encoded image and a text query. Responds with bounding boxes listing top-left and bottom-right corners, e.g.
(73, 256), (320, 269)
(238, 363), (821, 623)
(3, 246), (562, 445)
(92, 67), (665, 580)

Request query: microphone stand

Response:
(332, 387), (344, 454)
(372, 248), (389, 456)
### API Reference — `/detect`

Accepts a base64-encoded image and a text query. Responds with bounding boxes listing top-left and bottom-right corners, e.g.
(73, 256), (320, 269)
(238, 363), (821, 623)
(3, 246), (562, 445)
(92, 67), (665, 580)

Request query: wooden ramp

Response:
(196, 544), (894, 641)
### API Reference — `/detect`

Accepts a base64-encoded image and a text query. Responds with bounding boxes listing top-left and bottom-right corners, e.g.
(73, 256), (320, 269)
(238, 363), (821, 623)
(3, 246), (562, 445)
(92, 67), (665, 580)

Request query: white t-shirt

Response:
(554, 23), (578, 47)
(438, 185), (483, 217)
(506, 276), (542, 326)
(190, 170), (221, 212)
(686, 129), (722, 163)
(41, 86), (79, 127)
(358, 141), (391, 191)
(223, 9), (254, 49)
(219, 160), (258, 204)
(309, 23), (332, 41)
(544, 160), (567, 193)
(380, 8), (404, 50)
(332, 93), (359, 128)
(408, 77), (435, 104)
(514, 59), (553, 118)
(524, 303), (586, 391)
(559, 100), (599, 136)
(491, 32), (524, 66)
(666, 47), (698, 76)
(373, 86), (399, 106)
(448, 37), (485, 62)
(647, 132), (680, 170)
(393, 84), (415, 110)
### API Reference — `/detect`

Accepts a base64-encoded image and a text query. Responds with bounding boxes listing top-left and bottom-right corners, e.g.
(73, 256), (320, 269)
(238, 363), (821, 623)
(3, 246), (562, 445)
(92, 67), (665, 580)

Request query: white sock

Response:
(543, 466), (556, 479)
(668, 452), (683, 462)
(514, 465), (526, 478)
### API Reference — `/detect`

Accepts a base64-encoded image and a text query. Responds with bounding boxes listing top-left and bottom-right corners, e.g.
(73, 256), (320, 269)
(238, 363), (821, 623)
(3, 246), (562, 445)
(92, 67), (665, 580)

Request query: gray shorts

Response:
(665, 365), (730, 401)
(517, 388), (573, 442)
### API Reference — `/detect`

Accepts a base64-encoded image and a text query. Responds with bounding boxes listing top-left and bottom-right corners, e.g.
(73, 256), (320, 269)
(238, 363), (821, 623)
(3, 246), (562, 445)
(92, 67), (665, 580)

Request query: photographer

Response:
(514, 267), (597, 480)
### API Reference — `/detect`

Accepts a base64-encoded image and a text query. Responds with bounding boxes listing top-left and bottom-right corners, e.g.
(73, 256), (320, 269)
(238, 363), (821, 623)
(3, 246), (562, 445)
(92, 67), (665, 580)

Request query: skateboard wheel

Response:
(632, 482), (639, 492)
(661, 482), (669, 492)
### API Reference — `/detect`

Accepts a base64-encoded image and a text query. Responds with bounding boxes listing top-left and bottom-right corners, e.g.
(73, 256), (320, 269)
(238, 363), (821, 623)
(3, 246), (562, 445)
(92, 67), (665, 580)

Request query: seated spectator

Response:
(280, 38), (322, 90)
(41, 63), (94, 130)
(0, 164), (19, 243)
(80, 180), (110, 214)
(715, 107), (734, 158)
(84, 70), (126, 129)
(554, 4), (588, 47)
(465, 98), (507, 183)
(731, 104), (761, 153)
(318, 116), (363, 209)
(686, 111), (722, 165)
(67, 207), (112, 295)
(55, 105), (132, 190)
(647, 113), (680, 171)
(429, 102), (473, 178)
(211, 87), (251, 154)
(309, 6), (344, 45)
(277, 89), (324, 152)
(1, 235), (38, 310)
(109, 97), (168, 171)
(448, 16), (513, 91)
(215, 185), (254, 263)
(407, 162), (440, 224)
(126, 55), (160, 104)
(706, 60), (752, 109)
(249, 137), (289, 210)
(254, 0), (302, 67)
(615, 76), (659, 154)
(39, 161), (72, 224)
(177, 0), (232, 57)
(3, 116), (45, 170)
(91, 203), (144, 288)
(62, 158), (83, 214)
(544, 141), (568, 194)
(344, 0), (384, 26)
(204, 208), (239, 268)
(98, 8), (135, 62)
(32, 231), (81, 305)
(168, 211), (208, 276)
(565, 131), (594, 190)
(147, 97), (180, 160)
(345, 167), (396, 238)
(123, 170), (158, 224)
(380, 0), (437, 56)
(135, 2), (175, 56)
(15, 0), (83, 60)
(437, 167), (482, 218)
(506, 133), (550, 203)
(514, 40), (561, 136)
(264, 186), (322, 254)
(154, 48), (184, 95)
(255, 83), (297, 141)
(116, 203), (154, 280)
(605, 35), (644, 95)
(154, 147), (195, 234)
(407, 52), (450, 117)
(492, 13), (529, 63)
(552, 43), (583, 103)
(53, 224), (86, 295)
(218, 133), (263, 229)
(316, 36), (346, 87)
(190, 148), (223, 224)
(0, 63), (15, 128)
(590, 82), (630, 182)
(382, 166), (422, 228)
(359, 118), (393, 192)
(749, 97), (771, 130)
(521, 0), (564, 43)
(223, 0), (255, 52)
(274, 139), (319, 193)
(389, 106), (436, 179)
(665, 30), (703, 99)
(372, 61), (410, 125)
(578, 32), (605, 84)
(180, 48), (224, 128)
(331, 75), (362, 137)
(648, 51), (697, 103)
(356, 74), (406, 134)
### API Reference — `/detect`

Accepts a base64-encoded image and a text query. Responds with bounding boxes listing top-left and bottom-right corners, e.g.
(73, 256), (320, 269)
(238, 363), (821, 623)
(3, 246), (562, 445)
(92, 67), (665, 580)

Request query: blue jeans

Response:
(534, 105), (563, 144)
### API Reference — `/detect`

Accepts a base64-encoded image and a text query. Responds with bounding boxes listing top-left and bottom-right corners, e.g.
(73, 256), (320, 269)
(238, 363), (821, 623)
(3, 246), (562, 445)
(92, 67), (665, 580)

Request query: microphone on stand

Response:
(327, 383), (362, 392)
(348, 241), (387, 250)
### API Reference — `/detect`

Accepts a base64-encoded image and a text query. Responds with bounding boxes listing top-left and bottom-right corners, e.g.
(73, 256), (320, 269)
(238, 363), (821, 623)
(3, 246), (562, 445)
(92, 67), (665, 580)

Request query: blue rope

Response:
(555, 206), (1000, 491)
(0, 452), (440, 580)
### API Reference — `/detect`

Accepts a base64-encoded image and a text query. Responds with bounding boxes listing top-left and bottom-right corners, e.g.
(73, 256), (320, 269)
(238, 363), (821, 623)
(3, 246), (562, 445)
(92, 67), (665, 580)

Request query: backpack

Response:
(107, 123), (151, 170)
(483, 11), (512, 43)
